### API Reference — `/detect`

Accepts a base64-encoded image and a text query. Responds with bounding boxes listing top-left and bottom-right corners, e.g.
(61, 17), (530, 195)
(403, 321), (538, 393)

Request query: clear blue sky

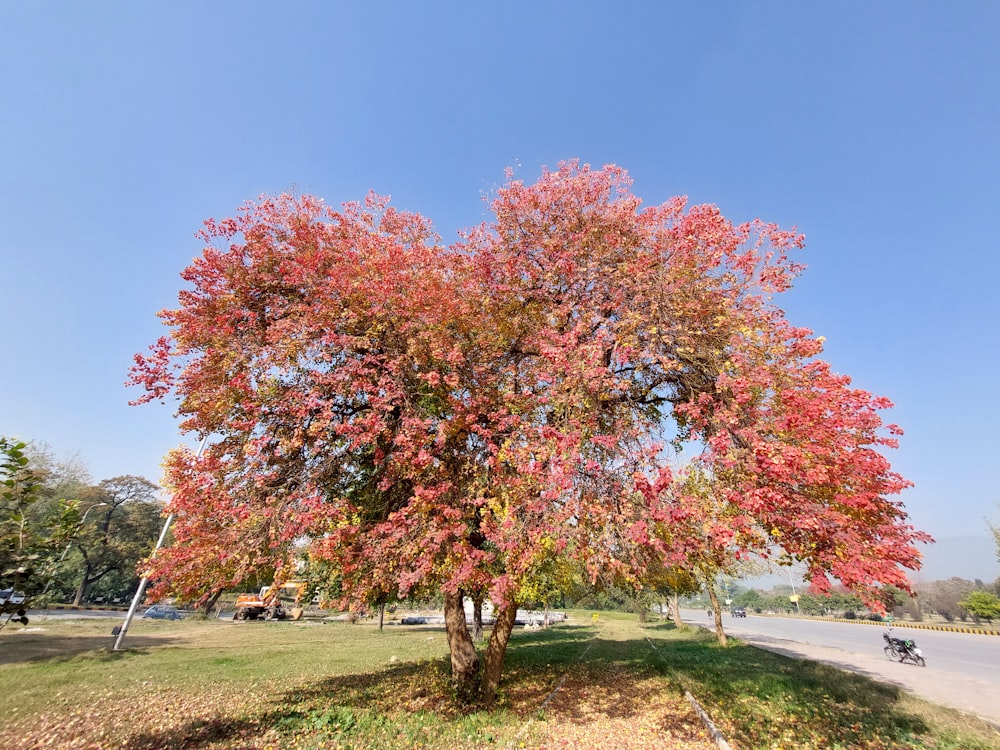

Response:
(2, 3), (997, 578)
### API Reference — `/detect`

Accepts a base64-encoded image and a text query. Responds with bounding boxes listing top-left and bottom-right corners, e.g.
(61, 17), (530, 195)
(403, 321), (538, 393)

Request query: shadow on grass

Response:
(0, 631), (166, 665)
(119, 627), (600, 749)
(119, 658), (503, 750)
(511, 631), (696, 723)
(117, 621), (952, 750)
(496, 622), (595, 664)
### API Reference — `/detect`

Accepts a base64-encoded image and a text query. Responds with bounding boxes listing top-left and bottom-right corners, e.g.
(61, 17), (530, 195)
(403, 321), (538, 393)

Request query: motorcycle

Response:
(882, 627), (926, 667)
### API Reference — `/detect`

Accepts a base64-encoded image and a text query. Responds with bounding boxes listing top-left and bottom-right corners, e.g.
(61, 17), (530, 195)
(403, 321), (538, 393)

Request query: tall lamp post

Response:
(787, 567), (801, 615)
(113, 436), (208, 651)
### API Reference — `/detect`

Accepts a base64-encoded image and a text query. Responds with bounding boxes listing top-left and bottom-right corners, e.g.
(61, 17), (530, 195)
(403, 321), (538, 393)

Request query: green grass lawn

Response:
(2, 612), (998, 749)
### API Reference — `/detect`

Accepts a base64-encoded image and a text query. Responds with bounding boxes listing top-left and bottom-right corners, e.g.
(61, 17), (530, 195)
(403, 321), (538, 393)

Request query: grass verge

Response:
(640, 618), (999, 749)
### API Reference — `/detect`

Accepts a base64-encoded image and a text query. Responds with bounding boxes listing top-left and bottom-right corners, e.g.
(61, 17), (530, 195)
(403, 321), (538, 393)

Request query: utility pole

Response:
(113, 436), (207, 651)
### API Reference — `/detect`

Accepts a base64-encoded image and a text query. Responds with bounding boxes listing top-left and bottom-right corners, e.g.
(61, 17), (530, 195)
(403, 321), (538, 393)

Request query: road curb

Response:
(822, 617), (1000, 636)
(685, 691), (733, 750)
(646, 636), (734, 750)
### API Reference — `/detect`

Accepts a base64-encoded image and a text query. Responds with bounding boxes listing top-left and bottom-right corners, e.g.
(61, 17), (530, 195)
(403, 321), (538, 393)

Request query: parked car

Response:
(731, 607), (747, 617)
(0, 589), (26, 607)
(142, 604), (182, 620)
(0, 589), (30, 625)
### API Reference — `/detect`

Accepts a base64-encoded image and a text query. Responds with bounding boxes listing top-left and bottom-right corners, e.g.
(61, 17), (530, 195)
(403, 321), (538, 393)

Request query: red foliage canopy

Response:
(129, 162), (928, 611)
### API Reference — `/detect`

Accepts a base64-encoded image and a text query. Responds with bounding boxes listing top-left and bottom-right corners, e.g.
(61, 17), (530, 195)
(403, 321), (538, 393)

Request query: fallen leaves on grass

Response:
(522, 661), (717, 750)
(14, 651), (718, 749)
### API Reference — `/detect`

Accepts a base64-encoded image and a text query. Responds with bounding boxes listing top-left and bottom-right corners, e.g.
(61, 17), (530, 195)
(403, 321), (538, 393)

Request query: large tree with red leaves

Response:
(129, 162), (928, 703)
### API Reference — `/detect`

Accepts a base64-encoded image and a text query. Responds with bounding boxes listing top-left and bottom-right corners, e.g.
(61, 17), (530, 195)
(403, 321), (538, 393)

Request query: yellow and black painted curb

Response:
(824, 617), (999, 636)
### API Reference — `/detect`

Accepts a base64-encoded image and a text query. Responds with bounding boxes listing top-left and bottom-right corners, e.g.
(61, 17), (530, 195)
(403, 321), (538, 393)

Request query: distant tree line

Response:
(6, 432), (998, 637)
(676, 576), (1000, 627)
(0, 436), (163, 615)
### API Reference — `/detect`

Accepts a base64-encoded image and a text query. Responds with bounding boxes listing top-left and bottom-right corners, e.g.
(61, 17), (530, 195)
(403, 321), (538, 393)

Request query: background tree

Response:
(732, 587), (766, 614)
(515, 544), (585, 625)
(63, 476), (162, 605)
(887, 586), (924, 622)
(15, 441), (93, 603)
(10, 444), (165, 606)
(959, 590), (1000, 625)
(25, 443), (93, 507)
(921, 577), (977, 623)
(825, 588), (865, 618)
(1, 437), (78, 619)
(130, 162), (929, 704)
(640, 466), (771, 644)
(642, 560), (699, 627)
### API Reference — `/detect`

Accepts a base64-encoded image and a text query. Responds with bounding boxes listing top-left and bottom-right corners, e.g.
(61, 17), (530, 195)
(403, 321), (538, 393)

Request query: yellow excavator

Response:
(233, 581), (308, 621)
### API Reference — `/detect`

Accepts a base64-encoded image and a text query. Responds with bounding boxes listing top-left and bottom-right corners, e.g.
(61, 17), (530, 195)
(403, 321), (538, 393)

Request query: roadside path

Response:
(687, 615), (1000, 726)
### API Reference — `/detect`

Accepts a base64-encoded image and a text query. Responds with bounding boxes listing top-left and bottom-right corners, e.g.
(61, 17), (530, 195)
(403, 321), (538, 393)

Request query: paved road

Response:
(681, 609), (1000, 725)
(27, 608), (128, 621)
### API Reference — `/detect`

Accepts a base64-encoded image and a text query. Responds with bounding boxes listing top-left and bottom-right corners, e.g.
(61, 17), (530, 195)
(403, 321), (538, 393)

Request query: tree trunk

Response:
(707, 586), (728, 646)
(480, 600), (518, 706)
(72, 563), (92, 607)
(443, 591), (480, 703)
(472, 595), (484, 641)
(670, 593), (684, 628)
(201, 589), (224, 616)
(378, 602), (386, 632)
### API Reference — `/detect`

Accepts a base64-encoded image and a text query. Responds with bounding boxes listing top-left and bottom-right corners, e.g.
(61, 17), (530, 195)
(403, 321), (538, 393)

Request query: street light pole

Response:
(113, 436), (208, 651)
(787, 567), (801, 615)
